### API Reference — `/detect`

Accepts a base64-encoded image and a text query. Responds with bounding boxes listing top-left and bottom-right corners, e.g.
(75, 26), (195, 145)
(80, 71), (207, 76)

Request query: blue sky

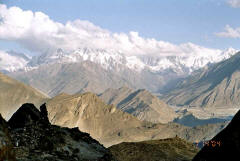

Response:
(0, 0), (240, 55)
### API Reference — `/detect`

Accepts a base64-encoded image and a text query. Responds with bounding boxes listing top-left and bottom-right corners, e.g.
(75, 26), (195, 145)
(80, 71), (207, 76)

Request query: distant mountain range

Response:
(1, 47), (238, 96)
(2, 47), (237, 74)
(163, 51), (240, 108)
(0, 50), (31, 73)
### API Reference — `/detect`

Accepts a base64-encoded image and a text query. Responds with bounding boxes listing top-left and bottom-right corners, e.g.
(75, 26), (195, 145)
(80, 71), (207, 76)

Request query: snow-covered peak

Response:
(27, 48), (145, 71)
(0, 50), (30, 72)
(1, 47), (239, 75)
(138, 48), (239, 73)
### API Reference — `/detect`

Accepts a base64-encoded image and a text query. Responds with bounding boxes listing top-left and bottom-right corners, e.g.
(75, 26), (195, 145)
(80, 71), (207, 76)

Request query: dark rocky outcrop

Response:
(0, 114), (15, 160)
(192, 109), (240, 161)
(8, 103), (42, 129)
(1, 103), (116, 161)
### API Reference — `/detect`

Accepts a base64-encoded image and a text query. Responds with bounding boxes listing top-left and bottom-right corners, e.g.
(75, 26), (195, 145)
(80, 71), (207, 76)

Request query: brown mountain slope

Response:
(46, 92), (147, 147)
(99, 87), (177, 123)
(109, 137), (199, 161)
(46, 92), (226, 147)
(162, 52), (240, 108)
(99, 86), (134, 105)
(0, 72), (48, 119)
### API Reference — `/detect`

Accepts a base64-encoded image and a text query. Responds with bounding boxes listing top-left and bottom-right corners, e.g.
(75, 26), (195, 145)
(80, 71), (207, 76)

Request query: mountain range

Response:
(0, 50), (31, 73)
(2, 47), (238, 96)
(0, 71), (230, 153)
(2, 47), (237, 74)
(163, 51), (240, 108)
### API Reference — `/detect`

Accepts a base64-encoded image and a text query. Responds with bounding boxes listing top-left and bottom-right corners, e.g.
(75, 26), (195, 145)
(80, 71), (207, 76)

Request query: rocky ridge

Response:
(99, 87), (177, 123)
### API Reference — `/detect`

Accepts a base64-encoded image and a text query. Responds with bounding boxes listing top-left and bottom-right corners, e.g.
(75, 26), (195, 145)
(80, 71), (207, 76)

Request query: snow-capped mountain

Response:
(4, 47), (239, 96)
(26, 47), (238, 74)
(1, 47), (238, 75)
(140, 47), (238, 74)
(0, 50), (31, 73)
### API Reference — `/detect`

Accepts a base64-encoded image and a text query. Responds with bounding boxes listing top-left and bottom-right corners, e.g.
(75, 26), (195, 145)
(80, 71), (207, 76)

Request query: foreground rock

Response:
(0, 103), (115, 161)
(109, 137), (199, 161)
(0, 114), (15, 160)
(192, 109), (240, 161)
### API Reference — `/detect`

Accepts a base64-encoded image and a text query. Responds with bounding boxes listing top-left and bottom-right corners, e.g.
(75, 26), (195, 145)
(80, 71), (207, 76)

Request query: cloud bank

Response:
(227, 0), (240, 8)
(216, 25), (240, 38)
(0, 4), (221, 57)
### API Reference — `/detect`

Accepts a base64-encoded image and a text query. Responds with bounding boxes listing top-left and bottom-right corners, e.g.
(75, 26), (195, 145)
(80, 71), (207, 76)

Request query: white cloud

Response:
(216, 25), (240, 38)
(227, 0), (240, 8)
(0, 50), (28, 72)
(0, 4), (221, 57)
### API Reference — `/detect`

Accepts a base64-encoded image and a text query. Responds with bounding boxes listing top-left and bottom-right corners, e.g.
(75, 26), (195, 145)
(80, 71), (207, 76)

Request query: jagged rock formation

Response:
(192, 109), (240, 161)
(0, 72), (48, 120)
(163, 52), (240, 108)
(1, 103), (115, 161)
(109, 137), (199, 161)
(99, 87), (177, 123)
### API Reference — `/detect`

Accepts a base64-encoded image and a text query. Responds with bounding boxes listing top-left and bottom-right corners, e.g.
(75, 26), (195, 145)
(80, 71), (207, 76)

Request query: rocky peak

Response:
(8, 103), (43, 129)
(39, 103), (50, 124)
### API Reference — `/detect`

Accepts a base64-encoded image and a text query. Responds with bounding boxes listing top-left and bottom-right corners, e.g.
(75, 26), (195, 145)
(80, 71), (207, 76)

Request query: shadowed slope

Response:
(192, 109), (240, 161)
